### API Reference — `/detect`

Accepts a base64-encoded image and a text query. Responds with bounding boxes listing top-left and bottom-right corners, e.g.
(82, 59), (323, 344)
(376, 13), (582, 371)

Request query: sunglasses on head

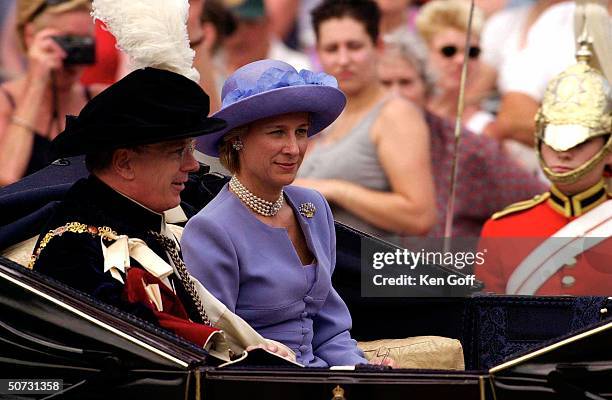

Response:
(439, 45), (481, 59)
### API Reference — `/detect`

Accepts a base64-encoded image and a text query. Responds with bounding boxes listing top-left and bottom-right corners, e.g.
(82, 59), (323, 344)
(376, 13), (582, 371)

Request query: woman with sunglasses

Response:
(294, 0), (436, 241)
(415, 0), (494, 136)
(378, 37), (547, 237)
(0, 0), (103, 186)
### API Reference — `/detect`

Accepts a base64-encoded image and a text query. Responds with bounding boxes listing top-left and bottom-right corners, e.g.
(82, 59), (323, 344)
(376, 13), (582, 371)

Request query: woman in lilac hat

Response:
(182, 59), (383, 367)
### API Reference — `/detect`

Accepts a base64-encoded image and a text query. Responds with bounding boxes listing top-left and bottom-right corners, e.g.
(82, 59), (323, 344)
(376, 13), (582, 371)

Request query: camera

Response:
(52, 35), (96, 65)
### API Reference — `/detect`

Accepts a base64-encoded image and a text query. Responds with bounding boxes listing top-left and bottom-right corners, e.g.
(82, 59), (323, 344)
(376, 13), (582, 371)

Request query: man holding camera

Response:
(0, 0), (102, 187)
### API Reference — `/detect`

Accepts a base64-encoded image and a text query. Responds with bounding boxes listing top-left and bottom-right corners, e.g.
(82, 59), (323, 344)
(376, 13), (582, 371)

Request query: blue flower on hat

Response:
(222, 67), (338, 107)
(199, 59), (346, 157)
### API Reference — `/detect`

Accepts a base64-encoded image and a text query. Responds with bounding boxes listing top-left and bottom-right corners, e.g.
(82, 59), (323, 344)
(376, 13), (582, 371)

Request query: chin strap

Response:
(540, 138), (612, 185)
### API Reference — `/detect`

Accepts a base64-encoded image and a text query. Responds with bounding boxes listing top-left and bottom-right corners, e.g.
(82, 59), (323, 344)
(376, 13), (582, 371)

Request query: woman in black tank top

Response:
(0, 0), (104, 186)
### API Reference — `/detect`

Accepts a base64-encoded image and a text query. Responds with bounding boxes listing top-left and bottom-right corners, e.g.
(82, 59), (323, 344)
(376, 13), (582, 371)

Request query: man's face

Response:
(129, 138), (200, 212)
(541, 136), (611, 194)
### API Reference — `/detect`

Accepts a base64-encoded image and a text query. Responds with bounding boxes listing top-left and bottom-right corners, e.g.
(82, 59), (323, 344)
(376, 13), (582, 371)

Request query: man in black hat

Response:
(29, 67), (228, 347)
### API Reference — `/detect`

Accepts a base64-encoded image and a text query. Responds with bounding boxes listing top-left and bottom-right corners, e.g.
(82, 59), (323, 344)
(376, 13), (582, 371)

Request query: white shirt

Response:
(498, 2), (577, 101)
(481, 4), (532, 74)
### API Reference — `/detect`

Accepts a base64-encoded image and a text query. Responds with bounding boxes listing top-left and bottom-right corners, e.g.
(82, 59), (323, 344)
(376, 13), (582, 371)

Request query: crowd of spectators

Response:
(1, 0), (601, 239)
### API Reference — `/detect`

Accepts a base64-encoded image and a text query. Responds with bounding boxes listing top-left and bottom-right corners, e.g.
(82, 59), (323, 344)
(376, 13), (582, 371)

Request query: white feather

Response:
(92, 0), (199, 82)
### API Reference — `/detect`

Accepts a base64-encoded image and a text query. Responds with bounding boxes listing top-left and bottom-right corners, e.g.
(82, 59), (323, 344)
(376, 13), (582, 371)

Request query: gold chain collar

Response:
(29, 222), (117, 269)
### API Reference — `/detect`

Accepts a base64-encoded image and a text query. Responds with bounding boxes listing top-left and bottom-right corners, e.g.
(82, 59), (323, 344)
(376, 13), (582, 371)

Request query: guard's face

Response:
(317, 17), (378, 96)
(541, 136), (610, 194)
(130, 138), (200, 212)
(236, 112), (309, 192)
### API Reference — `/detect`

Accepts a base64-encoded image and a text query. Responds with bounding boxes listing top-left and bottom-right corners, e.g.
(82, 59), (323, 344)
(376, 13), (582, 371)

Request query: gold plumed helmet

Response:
(535, 1), (612, 185)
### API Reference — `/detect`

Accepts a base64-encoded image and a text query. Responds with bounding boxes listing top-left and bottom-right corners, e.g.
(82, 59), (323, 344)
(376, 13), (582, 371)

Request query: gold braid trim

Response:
(28, 222), (118, 270)
(492, 192), (550, 220)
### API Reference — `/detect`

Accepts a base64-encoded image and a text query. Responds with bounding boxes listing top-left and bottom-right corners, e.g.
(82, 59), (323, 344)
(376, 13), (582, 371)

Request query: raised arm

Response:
(492, 91), (540, 146)
(0, 28), (65, 186)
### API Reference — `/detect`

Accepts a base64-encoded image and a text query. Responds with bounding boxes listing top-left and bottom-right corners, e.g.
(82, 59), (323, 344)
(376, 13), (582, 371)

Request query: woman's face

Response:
(427, 27), (480, 93)
(32, 10), (95, 87)
(237, 112), (310, 191)
(317, 17), (378, 97)
(378, 53), (427, 106)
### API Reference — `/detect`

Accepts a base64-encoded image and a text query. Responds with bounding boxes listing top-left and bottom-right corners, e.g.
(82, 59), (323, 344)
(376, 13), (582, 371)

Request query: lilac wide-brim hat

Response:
(197, 59), (347, 157)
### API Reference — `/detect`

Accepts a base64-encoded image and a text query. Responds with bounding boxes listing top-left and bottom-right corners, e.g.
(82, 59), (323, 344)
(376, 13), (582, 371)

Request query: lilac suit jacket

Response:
(182, 184), (366, 367)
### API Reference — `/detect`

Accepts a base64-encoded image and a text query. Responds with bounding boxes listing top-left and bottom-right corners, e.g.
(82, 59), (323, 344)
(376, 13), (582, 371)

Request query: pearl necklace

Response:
(229, 175), (284, 217)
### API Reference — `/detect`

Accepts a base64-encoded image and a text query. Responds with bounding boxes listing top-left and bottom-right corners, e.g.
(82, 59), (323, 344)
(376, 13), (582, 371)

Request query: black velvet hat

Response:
(51, 67), (227, 158)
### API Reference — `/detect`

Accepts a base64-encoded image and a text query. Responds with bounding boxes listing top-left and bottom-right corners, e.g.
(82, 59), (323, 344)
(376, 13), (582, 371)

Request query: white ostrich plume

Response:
(92, 0), (199, 82)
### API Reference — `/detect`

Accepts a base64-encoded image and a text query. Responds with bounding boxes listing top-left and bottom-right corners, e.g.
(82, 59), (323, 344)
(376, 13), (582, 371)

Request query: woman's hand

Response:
(0, 28), (69, 186)
(26, 28), (67, 84)
(368, 356), (396, 368)
(246, 343), (294, 361)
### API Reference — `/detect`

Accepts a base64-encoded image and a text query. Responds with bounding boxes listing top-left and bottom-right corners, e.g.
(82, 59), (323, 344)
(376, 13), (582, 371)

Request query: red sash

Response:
(123, 267), (220, 347)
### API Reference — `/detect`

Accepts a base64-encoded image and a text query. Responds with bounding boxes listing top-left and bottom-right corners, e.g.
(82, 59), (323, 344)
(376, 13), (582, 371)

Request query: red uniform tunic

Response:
(476, 182), (612, 295)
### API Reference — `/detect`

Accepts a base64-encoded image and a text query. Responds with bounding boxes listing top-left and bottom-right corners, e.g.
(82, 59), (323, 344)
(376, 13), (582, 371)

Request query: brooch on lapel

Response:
(298, 202), (316, 218)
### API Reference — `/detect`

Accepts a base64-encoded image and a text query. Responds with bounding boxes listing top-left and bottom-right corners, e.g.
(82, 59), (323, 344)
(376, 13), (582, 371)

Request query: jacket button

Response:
(561, 275), (576, 287)
(299, 345), (309, 352)
(304, 296), (313, 304)
(302, 327), (310, 334)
